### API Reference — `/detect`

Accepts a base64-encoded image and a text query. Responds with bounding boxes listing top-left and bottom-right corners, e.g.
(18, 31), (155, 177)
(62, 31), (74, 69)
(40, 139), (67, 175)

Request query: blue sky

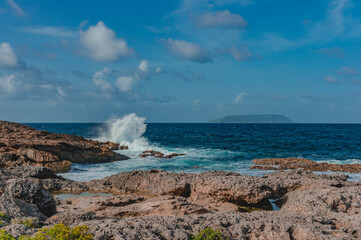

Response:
(0, 0), (361, 123)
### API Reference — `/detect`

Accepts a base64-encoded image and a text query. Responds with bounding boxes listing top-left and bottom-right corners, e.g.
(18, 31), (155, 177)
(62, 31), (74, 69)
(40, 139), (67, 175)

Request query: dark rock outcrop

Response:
(0, 121), (129, 173)
(140, 150), (185, 158)
(4, 179), (57, 217)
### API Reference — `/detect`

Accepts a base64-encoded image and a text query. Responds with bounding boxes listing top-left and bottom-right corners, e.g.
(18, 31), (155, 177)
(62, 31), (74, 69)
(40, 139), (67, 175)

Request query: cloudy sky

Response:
(0, 0), (361, 123)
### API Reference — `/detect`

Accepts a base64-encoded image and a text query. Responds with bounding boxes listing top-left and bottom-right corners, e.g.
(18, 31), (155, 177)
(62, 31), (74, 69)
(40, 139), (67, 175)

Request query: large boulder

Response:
(0, 196), (46, 221)
(4, 179), (56, 217)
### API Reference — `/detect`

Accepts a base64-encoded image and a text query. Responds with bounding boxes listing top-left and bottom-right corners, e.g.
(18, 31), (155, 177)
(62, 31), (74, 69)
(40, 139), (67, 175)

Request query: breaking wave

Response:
(97, 113), (150, 151)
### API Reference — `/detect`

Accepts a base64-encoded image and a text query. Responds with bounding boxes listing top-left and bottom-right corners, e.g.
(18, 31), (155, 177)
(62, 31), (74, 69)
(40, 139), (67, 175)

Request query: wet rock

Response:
(140, 150), (185, 158)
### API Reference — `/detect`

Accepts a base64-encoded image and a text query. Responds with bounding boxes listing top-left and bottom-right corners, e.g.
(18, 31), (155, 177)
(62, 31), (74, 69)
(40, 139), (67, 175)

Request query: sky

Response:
(0, 0), (361, 123)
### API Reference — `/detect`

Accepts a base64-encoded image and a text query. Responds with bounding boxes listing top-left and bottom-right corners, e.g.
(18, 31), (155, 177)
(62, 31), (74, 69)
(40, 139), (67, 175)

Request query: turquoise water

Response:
(27, 121), (361, 182)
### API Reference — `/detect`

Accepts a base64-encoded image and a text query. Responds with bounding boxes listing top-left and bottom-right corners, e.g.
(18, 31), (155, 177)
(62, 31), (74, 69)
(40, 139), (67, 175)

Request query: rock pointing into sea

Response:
(0, 121), (129, 173)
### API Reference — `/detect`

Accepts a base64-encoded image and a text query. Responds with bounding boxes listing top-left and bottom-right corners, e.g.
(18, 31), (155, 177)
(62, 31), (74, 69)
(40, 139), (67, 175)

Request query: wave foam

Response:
(97, 113), (150, 151)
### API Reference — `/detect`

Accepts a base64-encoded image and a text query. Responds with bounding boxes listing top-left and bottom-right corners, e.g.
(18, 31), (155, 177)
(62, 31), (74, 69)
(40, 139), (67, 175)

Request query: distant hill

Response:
(209, 114), (293, 123)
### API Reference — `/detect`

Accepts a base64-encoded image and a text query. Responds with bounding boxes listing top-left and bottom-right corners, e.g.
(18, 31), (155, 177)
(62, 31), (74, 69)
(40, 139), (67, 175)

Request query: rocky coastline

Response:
(0, 121), (129, 173)
(0, 166), (361, 239)
(1, 121), (361, 239)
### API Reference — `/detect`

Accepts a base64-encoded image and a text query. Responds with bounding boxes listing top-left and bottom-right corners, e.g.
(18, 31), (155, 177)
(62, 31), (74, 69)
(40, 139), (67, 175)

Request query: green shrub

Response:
(11, 218), (35, 228)
(0, 220), (8, 226)
(191, 227), (230, 240)
(19, 223), (93, 240)
(0, 211), (9, 220)
(0, 229), (16, 240)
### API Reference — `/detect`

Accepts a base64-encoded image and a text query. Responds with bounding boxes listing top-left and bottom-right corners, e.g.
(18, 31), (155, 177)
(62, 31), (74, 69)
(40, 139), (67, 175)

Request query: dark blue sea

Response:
(27, 119), (361, 182)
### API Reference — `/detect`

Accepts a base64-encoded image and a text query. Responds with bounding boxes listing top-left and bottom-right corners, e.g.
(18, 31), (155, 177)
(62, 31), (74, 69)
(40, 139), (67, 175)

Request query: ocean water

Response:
(27, 115), (361, 182)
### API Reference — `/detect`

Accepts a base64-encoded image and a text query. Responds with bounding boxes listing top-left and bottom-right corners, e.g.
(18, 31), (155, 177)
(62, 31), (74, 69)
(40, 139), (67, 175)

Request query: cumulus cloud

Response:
(80, 21), (134, 62)
(0, 42), (18, 67)
(0, 74), (19, 94)
(324, 75), (339, 83)
(195, 10), (247, 29)
(92, 68), (114, 93)
(316, 47), (345, 58)
(92, 60), (162, 96)
(7, 0), (25, 16)
(116, 76), (136, 92)
(336, 66), (359, 76)
(162, 38), (212, 63)
(138, 60), (149, 72)
(234, 92), (247, 103)
(22, 26), (76, 38)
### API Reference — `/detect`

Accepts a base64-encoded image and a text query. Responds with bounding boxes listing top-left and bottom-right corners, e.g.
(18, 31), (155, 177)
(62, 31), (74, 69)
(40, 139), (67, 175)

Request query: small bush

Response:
(0, 211), (9, 220)
(11, 218), (35, 228)
(0, 229), (16, 240)
(191, 227), (230, 240)
(0, 220), (8, 226)
(19, 223), (93, 240)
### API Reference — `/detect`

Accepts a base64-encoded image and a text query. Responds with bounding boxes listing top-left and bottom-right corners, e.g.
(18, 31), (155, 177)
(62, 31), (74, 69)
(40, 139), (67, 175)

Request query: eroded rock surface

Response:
(0, 121), (129, 173)
(251, 157), (361, 173)
(1, 166), (361, 239)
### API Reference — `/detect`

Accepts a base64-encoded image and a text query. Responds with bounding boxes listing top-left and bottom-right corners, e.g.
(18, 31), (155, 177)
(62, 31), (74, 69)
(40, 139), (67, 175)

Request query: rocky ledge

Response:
(251, 157), (361, 173)
(0, 121), (128, 173)
(1, 166), (361, 239)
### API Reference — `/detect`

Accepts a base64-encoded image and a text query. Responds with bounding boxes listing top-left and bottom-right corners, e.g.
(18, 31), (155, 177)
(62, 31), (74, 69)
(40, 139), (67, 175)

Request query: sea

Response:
(26, 114), (361, 182)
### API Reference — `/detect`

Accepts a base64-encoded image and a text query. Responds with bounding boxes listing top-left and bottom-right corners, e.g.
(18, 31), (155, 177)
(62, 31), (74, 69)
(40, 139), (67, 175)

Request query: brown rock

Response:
(0, 121), (129, 173)
(251, 157), (361, 174)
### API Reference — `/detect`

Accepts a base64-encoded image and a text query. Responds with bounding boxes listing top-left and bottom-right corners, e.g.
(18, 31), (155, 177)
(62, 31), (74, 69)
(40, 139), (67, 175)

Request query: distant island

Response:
(209, 114), (293, 123)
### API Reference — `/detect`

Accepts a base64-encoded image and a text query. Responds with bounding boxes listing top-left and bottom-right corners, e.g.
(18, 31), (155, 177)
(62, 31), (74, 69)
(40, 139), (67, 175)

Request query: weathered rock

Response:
(4, 179), (57, 217)
(87, 169), (351, 205)
(2, 165), (361, 239)
(0, 196), (46, 221)
(2, 224), (36, 238)
(0, 121), (129, 173)
(140, 150), (185, 159)
(251, 157), (361, 173)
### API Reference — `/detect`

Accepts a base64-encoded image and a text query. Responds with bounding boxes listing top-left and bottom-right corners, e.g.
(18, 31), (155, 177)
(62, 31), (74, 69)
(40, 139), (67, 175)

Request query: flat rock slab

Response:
(251, 157), (361, 173)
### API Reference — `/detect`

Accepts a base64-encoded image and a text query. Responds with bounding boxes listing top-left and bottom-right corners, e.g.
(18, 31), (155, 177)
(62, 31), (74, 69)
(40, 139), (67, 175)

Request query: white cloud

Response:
(324, 76), (339, 83)
(0, 74), (18, 93)
(336, 66), (359, 76)
(80, 21), (134, 62)
(162, 38), (212, 63)
(195, 10), (247, 29)
(7, 0), (25, 16)
(56, 86), (66, 99)
(234, 91), (246, 103)
(116, 76), (135, 92)
(92, 68), (114, 92)
(22, 26), (76, 38)
(0, 42), (18, 67)
(138, 60), (149, 72)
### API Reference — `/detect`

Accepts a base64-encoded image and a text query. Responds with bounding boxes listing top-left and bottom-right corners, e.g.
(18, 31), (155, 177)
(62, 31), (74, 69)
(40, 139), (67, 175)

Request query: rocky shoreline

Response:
(1, 121), (361, 239)
(0, 121), (129, 173)
(0, 166), (361, 239)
